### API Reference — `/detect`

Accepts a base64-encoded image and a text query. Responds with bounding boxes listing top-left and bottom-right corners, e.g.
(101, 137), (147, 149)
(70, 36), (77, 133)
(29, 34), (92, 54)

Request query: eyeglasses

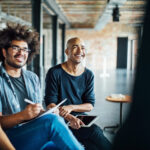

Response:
(10, 45), (31, 53)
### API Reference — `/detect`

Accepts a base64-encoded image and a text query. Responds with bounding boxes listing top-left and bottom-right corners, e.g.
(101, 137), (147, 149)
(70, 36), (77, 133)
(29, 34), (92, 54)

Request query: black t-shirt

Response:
(9, 75), (28, 110)
(45, 64), (95, 115)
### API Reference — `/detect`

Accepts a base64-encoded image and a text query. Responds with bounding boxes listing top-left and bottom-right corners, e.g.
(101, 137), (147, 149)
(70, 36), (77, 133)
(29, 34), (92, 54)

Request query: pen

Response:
(24, 99), (35, 104)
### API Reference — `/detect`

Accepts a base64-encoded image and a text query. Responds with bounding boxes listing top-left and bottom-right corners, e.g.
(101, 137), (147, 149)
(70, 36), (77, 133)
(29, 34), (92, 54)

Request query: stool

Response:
(103, 95), (131, 132)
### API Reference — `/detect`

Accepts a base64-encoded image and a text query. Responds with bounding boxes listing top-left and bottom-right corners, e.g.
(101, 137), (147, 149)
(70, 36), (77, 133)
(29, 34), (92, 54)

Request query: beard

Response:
(6, 60), (26, 68)
(5, 52), (27, 69)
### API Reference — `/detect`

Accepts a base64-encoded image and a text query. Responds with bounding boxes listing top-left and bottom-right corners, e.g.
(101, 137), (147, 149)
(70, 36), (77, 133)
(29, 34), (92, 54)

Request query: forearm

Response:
(70, 103), (93, 112)
(0, 112), (25, 129)
(0, 126), (15, 150)
(46, 103), (56, 109)
(64, 113), (75, 122)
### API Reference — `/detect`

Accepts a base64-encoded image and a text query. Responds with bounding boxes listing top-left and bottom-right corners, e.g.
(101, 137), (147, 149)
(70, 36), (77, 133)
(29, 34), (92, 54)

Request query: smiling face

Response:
(2, 40), (29, 69)
(66, 38), (86, 64)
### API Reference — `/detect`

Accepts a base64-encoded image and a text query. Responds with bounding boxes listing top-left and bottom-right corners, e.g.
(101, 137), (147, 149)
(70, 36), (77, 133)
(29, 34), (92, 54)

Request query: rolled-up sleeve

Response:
(82, 72), (95, 106)
(44, 69), (58, 106)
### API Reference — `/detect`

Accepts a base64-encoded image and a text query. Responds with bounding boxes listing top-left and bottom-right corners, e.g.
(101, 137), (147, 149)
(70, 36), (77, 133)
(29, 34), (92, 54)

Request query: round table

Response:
(104, 95), (131, 131)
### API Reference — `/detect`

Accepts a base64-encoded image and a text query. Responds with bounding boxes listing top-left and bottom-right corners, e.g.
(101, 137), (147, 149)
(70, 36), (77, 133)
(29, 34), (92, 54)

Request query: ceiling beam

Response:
(95, 0), (127, 30)
(57, 0), (106, 5)
(42, 2), (55, 16)
(43, 0), (70, 28)
(0, 0), (30, 4)
(0, 11), (31, 26)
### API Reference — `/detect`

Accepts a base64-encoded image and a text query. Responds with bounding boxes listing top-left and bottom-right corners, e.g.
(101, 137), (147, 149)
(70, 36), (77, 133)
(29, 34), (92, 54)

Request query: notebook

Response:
(20, 98), (67, 125)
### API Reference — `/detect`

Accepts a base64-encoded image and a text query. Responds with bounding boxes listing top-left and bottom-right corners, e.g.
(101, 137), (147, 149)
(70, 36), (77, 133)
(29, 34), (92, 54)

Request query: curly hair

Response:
(0, 24), (40, 63)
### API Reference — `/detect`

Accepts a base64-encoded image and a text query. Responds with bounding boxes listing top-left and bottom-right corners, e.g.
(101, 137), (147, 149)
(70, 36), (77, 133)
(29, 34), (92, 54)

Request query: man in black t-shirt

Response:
(45, 37), (112, 150)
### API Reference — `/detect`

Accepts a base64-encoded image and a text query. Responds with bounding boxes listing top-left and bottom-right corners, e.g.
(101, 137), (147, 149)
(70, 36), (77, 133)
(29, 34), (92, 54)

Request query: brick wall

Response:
(66, 23), (140, 71)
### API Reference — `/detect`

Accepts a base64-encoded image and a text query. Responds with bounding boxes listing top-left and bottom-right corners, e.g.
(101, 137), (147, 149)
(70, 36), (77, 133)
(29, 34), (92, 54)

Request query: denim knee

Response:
(37, 114), (85, 150)
(40, 113), (64, 123)
(41, 114), (65, 126)
(38, 114), (67, 132)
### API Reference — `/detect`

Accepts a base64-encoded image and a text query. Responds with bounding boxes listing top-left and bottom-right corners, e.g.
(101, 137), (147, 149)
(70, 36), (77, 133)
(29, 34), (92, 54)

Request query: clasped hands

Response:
(59, 105), (85, 129)
(48, 105), (85, 129)
(47, 105), (73, 117)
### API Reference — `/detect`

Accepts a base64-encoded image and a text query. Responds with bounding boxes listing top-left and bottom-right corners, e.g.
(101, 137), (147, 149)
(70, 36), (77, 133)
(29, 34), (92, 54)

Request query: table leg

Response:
(120, 102), (123, 126)
(103, 124), (119, 130)
(103, 102), (123, 133)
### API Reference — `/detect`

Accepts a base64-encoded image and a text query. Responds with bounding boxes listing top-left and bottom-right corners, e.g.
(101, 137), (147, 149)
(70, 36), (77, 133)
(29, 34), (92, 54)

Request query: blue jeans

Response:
(5, 114), (84, 150)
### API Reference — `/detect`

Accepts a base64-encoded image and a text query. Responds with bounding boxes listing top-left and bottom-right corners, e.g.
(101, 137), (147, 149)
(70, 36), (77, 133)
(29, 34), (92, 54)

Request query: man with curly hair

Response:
(0, 24), (84, 150)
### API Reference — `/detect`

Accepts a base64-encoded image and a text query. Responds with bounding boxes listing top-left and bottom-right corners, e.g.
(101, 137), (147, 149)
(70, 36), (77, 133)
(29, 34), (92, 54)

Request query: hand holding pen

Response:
(24, 99), (35, 104)
(22, 99), (44, 121)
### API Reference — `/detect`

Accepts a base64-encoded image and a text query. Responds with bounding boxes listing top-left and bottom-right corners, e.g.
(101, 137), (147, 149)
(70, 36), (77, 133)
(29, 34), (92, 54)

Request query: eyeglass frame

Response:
(9, 45), (31, 53)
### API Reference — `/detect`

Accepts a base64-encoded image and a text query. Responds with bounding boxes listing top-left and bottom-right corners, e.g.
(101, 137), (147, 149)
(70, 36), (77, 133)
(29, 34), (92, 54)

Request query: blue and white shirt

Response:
(0, 64), (41, 115)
